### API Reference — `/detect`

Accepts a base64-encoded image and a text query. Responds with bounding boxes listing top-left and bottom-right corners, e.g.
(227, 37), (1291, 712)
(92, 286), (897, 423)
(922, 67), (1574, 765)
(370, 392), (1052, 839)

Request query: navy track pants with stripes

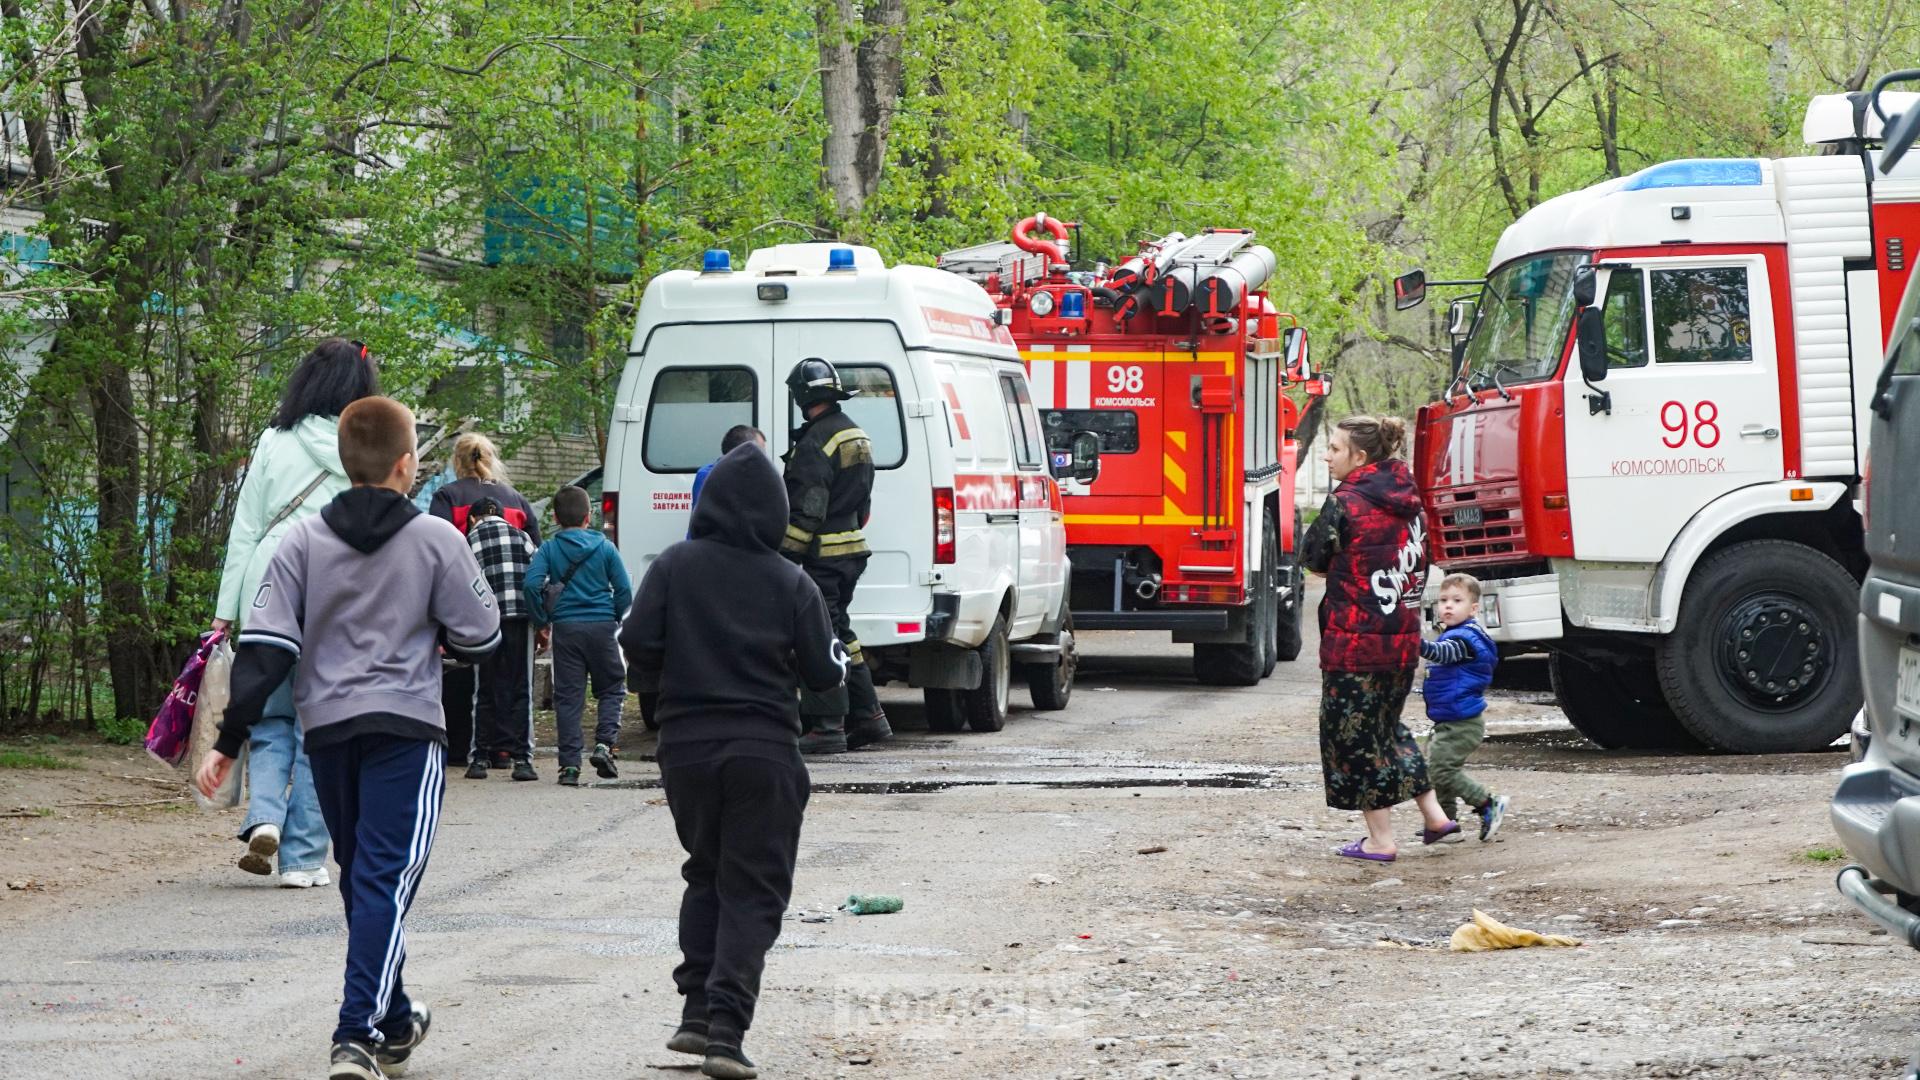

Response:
(309, 733), (446, 1047)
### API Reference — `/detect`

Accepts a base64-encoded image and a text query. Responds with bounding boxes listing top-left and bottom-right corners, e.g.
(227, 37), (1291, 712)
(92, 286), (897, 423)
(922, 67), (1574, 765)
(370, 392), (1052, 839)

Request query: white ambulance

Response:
(602, 242), (1085, 732)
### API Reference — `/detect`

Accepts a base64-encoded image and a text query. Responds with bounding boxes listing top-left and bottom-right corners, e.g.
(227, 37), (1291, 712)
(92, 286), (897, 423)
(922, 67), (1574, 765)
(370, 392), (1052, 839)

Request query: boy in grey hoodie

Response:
(197, 396), (501, 1080)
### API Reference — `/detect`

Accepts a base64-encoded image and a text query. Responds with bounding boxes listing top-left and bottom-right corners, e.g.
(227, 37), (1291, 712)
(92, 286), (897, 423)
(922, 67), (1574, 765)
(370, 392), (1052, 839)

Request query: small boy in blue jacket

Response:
(1420, 572), (1509, 843)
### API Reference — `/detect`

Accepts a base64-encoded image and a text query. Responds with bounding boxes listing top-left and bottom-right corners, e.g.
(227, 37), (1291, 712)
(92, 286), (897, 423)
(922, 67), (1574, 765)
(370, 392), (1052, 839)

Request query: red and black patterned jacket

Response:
(1299, 459), (1427, 673)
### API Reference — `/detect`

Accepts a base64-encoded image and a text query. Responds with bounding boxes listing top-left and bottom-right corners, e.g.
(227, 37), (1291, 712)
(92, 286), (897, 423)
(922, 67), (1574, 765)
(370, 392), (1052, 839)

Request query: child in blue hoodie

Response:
(1421, 572), (1509, 843)
(526, 485), (633, 786)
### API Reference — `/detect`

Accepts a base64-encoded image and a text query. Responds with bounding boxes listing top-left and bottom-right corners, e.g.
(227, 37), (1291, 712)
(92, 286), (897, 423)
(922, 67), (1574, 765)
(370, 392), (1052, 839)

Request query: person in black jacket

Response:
(620, 442), (847, 1080)
(779, 358), (891, 755)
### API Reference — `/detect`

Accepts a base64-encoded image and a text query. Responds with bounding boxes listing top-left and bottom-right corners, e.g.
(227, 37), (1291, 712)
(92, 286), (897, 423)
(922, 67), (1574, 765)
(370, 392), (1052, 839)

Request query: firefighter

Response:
(781, 357), (893, 754)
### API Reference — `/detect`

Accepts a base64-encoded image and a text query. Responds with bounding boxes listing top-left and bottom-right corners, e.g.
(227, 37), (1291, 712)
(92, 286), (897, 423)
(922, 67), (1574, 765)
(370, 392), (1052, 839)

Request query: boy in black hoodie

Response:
(620, 442), (847, 1080)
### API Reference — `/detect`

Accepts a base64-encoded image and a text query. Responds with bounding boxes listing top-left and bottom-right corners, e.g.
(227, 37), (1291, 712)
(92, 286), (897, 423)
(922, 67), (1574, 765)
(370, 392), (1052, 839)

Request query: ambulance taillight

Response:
(600, 492), (619, 545)
(933, 487), (956, 564)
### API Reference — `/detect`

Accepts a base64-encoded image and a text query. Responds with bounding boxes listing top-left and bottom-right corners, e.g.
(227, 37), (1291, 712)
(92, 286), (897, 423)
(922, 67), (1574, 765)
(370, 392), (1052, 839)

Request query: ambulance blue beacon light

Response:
(827, 247), (857, 272)
(702, 248), (732, 273)
(1620, 159), (1764, 192)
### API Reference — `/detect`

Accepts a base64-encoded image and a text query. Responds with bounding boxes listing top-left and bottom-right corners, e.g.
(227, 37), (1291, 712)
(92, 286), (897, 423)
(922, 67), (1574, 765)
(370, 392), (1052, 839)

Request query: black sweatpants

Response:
(476, 619), (534, 760)
(798, 556), (880, 733)
(440, 665), (480, 766)
(660, 738), (809, 1039)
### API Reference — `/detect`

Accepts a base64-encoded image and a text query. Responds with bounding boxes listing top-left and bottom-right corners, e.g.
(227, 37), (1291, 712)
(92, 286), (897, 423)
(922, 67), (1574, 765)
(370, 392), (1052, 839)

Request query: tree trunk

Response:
(85, 327), (165, 721)
(817, 0), (907, 227)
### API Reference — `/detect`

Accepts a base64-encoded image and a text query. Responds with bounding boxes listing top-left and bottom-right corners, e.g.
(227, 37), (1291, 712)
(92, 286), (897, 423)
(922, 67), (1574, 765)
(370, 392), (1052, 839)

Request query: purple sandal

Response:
(1335, 838), (1396, 863)
(1420, 821), (1462, 846)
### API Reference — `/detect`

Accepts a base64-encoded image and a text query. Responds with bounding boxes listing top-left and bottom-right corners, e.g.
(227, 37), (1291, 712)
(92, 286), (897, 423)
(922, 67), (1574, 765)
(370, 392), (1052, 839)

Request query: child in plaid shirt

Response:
(465, 497), (540, 781)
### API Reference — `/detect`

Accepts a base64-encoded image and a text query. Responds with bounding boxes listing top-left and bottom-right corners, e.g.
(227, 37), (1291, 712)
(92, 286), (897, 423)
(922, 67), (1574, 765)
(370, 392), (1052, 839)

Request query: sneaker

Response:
(490, 751), (512, 770)
(702, 1042), (758, 1080)
(590, 743), (619, 779)
(1479, 794), (1510, 842)
(239, 823), (280, 876)
(329, 1041), (385, 1080)
(375, 1003), (430, 1077)
(464, 759), (489, 780)
(279, 867), (332, 889)
(798, 730), (849, 755)
(846, 710), (893, 750)
(511, 758), (538, 782)
(558, 766), (581, 787)
(667, 1023), (710, 1056)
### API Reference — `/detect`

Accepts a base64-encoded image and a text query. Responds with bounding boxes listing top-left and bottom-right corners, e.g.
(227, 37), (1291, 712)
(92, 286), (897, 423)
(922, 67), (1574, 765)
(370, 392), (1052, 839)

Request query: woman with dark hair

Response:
(210, 337), (378, 887)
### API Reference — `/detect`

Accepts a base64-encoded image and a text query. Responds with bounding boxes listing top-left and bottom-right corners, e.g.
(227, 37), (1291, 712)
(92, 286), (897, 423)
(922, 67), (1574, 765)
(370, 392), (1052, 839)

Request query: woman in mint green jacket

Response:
(211, 338), (378, 887)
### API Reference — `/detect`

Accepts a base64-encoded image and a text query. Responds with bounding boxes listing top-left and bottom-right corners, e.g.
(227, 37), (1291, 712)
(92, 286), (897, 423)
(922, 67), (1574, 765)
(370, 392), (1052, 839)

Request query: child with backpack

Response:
(464, 496), (539, 781)
(525, 485), (633, 786)
(196, 396), (501, 1079)
(1421, 571), (1510, 841)
(620, 442), (848, 1080)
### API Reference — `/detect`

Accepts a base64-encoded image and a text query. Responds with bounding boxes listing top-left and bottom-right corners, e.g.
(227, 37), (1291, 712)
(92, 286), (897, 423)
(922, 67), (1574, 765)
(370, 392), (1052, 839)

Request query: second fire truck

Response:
(1397, 90), (1920, 753)
(942, 217), (1329, 685)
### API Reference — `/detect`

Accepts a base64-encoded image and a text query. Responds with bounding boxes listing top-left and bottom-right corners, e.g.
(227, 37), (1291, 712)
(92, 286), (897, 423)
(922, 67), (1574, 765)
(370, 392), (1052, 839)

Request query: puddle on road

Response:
(597, 769), (1290, 795)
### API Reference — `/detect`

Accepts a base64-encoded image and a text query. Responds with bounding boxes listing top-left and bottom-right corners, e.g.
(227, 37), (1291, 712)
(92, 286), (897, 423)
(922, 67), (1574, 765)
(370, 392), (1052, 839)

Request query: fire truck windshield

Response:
(1459, 250), (1590, 385)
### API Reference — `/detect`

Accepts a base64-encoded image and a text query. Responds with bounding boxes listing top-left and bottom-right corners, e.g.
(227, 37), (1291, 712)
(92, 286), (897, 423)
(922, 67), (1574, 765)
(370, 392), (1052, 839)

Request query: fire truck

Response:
(1396, 90), (1920, 753)
(940, 216), (1329, 685)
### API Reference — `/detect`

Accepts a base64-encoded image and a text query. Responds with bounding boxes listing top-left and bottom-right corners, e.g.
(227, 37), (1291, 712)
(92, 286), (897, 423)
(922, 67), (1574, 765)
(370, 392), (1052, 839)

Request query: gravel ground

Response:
(0, 597), (1911, 1079)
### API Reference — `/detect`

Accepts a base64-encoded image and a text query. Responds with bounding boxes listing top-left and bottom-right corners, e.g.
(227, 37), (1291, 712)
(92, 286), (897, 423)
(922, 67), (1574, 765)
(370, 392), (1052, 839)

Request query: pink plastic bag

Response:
(146, 630), (224, 767)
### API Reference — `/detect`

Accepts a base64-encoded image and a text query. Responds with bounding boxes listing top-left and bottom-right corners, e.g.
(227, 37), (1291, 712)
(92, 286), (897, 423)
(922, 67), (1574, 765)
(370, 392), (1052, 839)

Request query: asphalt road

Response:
(1, 609), (1914, 1079)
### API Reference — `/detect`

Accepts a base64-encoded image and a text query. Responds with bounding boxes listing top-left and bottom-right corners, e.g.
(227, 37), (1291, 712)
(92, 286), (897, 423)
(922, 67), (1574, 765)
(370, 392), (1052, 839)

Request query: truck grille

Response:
(1430, 483), (1526, 565)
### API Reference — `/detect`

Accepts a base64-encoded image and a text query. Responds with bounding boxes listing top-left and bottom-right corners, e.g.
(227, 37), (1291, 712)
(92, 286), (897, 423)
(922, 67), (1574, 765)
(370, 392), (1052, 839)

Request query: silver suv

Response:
(1831, 73), (1920, 1070)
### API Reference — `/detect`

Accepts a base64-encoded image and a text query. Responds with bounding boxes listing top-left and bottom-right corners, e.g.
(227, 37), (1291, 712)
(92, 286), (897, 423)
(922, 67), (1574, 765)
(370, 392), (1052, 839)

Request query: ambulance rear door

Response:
(775, 321), (933, 635)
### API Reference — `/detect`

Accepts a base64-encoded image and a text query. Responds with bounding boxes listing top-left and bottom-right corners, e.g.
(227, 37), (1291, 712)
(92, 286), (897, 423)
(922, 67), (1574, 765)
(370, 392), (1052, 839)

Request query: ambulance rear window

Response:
(643, 367), (757, 472)
(790, 364), (906, 469)
(1042, 409), (1138, 454)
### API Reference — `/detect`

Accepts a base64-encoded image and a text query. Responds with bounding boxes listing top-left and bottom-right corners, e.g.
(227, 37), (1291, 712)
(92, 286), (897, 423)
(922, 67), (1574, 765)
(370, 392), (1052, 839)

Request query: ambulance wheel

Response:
(1549, 651), (1695, 750)
(1025, 611), (1075, 711)
(1259, 511), (1280, 678)
(961, 614), (1013, 732)
(1655, 540), (1860, 753)
(923, 689), (967, 733)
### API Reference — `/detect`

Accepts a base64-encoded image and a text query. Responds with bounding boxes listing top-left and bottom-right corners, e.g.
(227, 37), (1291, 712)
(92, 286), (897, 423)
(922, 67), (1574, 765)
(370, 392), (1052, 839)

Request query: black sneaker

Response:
(667, 1022), (710, 1056)
(375, 1004), (431, 1077)
(329, 1041), (385, 1080)
(702, 1041), (757, 1080)
(463, 759), (488, 780)
(590, 743), (619, 779)
(558, 766), (581, 787)
(1479, 794), (1510, 842)
(511, 758), (538, 782)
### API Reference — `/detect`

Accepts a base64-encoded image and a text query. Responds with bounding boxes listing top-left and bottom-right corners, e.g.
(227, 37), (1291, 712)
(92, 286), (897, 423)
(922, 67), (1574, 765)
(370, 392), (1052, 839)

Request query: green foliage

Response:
(92, 715), (147, 747)
(1802, 846), (1848, 864)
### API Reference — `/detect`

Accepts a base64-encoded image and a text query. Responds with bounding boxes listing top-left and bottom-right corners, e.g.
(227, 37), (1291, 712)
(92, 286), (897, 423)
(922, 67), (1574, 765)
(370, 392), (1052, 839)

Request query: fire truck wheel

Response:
(922, 689), (968, 733)
(1194, 611), (1265, 687)
(1548, 651), (1696, 750)
(1655, 540), (1862, 753)
(1260, 511), (1280, 679)
(1274, 509), (1304, 663)
(961, 614), (1013, 732)
(1025, 610), (1076, 711)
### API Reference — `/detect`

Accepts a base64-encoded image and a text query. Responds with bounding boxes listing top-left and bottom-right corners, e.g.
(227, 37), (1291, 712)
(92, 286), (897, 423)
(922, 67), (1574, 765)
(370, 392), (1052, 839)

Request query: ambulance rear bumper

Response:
(1421, 571), (1564, 644)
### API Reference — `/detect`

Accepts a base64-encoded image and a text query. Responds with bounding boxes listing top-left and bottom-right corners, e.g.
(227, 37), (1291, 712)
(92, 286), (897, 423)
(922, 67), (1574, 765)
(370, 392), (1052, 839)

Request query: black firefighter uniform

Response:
(781, 404), (883, 730)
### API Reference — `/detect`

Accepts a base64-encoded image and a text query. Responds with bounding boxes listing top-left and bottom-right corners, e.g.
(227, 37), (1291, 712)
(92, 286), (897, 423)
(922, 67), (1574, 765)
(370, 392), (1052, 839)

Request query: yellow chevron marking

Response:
(1166, 430), (1187, 451)
(1163, 455), (1187, 494)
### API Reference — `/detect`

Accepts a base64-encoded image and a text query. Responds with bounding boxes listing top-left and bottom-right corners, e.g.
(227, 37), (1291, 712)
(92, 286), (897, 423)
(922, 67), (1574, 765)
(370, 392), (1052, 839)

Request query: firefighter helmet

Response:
(786, 357), (857, 406)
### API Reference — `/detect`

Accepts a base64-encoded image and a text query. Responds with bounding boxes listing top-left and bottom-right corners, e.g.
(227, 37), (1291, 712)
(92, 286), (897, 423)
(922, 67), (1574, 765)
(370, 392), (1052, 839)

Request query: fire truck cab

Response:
(1400, 91), (1920, 753)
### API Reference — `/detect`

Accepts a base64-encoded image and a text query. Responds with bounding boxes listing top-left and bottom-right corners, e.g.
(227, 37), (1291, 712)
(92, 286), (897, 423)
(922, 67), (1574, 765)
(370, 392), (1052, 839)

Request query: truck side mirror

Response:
(1576, 307), (1608, 384)
(1573, 265), (1597, 308)
(1070, 430), (1102, 484)
(1282, 326), (1313, 382)
(1392, 269), (1427, 311)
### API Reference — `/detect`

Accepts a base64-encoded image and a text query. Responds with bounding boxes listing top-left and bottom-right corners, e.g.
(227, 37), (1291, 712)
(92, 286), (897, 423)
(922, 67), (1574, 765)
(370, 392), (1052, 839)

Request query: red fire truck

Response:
(941, 216), (1329, 685)
(1396, 90), (1920, 752)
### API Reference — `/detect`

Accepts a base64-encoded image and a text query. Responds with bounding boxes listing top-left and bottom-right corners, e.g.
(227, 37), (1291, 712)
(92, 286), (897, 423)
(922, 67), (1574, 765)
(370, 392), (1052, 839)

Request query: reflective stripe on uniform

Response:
(819, 427), (870, 456)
